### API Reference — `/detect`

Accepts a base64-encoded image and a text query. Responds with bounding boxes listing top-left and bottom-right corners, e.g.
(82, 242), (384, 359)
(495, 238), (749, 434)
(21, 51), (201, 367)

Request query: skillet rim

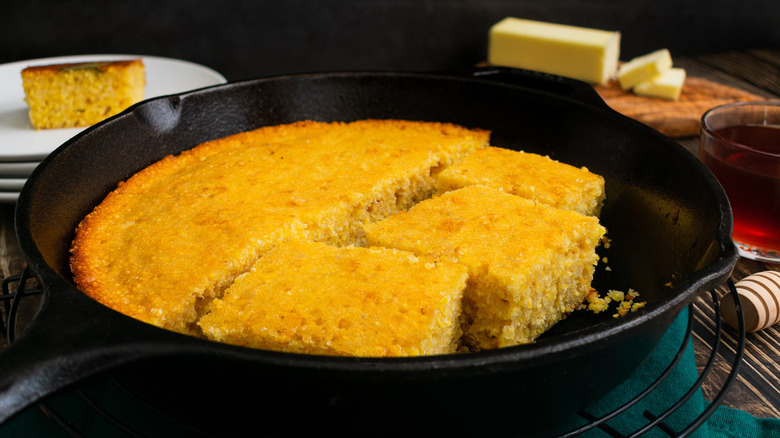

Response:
(13, 68), (739, 374)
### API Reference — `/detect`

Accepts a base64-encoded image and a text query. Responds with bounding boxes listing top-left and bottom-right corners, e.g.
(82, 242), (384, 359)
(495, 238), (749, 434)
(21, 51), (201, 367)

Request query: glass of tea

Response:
(699, 101), (780, 263)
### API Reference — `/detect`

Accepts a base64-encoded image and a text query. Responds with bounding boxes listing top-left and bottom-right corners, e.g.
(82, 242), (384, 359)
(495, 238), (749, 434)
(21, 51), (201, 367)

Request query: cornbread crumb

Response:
(364, 185), (606, 350)
(198, 240), (468, 357)
(21, 59), (145, 129)
(583, 289), (611, 314)
(582, 287), (645, 318)
(436, 147), (606, 216)
(607, 290), (624, 302)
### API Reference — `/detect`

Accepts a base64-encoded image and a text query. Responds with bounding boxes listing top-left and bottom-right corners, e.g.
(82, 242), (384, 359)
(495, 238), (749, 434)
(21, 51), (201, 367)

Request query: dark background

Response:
(2, 0), (779, 81)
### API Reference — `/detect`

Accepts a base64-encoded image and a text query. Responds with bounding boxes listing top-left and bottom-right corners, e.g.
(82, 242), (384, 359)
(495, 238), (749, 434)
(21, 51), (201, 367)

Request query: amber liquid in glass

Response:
(701, 124), (780, 252)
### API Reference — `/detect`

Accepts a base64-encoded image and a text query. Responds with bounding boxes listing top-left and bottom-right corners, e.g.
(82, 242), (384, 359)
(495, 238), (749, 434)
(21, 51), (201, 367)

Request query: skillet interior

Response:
(26, 70), (731, 305)
(10, 69), (737, 434)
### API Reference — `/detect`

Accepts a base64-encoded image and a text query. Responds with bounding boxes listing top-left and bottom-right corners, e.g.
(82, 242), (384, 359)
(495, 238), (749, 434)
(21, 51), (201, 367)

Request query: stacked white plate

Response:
(0, 54), (228, 202)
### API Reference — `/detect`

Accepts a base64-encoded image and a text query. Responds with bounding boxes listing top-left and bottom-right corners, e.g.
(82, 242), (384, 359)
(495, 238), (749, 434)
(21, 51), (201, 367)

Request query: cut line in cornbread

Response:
(21, 59), (145, 129)
(364, 185), (606, 350)
(198, 240), (469, 357)
(70, 119), (489, 335)
(436, 147), (605, 216)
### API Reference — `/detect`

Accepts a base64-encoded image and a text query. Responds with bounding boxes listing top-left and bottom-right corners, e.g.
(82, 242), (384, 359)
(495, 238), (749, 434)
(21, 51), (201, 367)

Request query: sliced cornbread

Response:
(70, 119), (489, 335)
(436, 147), (605, 216)
(199, 240), (469, 357)
(21, 59), (145, 129)
(364, 185), (606, 350)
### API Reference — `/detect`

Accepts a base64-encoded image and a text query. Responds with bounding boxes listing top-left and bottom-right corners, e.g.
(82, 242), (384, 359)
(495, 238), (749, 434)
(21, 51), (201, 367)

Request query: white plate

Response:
(0, 178), (26, 191)
(0, 192), (19, 203)
(0, 161), (38, 177)
(0, 54), (227, 162)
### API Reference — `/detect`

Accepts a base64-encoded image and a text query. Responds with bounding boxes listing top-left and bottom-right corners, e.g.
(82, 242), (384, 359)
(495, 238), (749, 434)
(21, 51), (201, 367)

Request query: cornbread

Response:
(70, 119), (489, 335)
(21, 59), (146, 129)
(364, 185), (606, 350)
(436, 147), (606, 216)
(199, 240), (469, 357)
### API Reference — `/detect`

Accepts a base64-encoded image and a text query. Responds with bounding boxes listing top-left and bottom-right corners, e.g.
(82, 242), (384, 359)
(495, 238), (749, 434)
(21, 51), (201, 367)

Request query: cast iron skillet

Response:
(1, 68), (737, 436)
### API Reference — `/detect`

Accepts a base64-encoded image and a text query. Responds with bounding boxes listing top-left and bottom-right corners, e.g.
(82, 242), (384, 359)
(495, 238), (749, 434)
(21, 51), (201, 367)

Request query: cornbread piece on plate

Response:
(21, 59), (145, 129)
(436, 146), (606, 216)
(364, 185), (606, 350)
(70, 119), (489, 335)
(199, 240), (469, 357)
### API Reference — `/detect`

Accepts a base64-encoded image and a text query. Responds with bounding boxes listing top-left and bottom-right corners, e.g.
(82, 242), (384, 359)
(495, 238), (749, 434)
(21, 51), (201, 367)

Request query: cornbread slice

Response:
(436, 147), (606, 216)
(364, 185), (606, 350)
(21, 59), (145, 129)
(199, 240), (469, 357)
(70, 119), (489, 335)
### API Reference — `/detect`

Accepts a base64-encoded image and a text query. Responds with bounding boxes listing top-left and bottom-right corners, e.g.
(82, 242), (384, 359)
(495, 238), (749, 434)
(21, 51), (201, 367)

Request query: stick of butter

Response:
(633, 68), (687, 101)
(488, 17), (621, 85)
(617, 49), (673, 90)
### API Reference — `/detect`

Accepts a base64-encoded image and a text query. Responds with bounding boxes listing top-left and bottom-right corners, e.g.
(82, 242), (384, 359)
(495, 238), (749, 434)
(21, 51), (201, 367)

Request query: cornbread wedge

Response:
(21, 59), (145, 129)
(70, 119), (489, 335)
(436, 147), (605, 216)
(199, 240), (469, 357)
(364, 185), (606, 350)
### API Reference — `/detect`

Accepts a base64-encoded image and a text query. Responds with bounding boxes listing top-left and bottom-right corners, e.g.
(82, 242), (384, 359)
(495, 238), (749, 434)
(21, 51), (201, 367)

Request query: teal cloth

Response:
(549, 307), (780, 437)
(1, 308), (779, 437)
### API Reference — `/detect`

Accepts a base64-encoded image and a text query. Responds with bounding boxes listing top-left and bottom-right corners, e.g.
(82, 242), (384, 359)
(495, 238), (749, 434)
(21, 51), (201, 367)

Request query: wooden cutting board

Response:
(594, 77), (765, 138)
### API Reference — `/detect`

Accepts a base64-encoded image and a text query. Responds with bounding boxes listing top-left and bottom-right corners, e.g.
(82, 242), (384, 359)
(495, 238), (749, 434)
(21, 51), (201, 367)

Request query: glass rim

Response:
(701, 100), (780, 159)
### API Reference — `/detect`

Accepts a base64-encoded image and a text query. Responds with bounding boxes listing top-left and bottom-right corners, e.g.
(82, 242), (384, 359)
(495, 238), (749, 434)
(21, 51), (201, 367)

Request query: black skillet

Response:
(0, 68), (737, 436)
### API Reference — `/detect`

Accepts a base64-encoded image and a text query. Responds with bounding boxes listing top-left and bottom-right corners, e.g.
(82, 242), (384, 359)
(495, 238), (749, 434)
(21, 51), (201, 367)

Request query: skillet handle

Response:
(466, 66), (612, 111)
(0, 269), (190, 425)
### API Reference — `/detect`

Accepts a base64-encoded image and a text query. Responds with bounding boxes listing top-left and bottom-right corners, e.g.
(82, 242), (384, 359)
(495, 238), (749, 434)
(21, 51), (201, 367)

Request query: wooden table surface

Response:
(0, 49), (778, 428)
(672, 49), (780, 420)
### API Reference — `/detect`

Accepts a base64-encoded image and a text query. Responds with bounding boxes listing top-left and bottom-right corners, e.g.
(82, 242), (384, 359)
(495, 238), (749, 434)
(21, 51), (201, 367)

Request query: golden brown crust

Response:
(21, 59), (143, 75)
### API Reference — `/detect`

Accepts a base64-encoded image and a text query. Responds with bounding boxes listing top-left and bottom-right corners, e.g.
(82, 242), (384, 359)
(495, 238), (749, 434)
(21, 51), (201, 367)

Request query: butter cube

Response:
(633, 68), (686, 101)
(617, 49), (673, 90)
(488, 17), (621, 85)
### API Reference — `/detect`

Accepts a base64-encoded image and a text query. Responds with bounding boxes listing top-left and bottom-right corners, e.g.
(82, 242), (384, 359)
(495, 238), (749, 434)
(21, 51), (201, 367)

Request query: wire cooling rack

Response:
(0, 269), (745, 438)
